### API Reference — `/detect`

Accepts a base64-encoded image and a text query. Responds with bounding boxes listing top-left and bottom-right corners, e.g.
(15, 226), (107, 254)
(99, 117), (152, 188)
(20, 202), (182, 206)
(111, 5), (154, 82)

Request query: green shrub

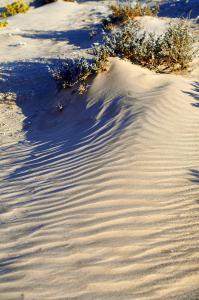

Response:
(5, 0), (29, 16)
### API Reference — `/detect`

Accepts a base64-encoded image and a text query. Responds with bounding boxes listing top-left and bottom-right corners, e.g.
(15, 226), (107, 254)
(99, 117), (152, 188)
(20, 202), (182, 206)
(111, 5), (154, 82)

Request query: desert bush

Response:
(103, 0), (159, 29)
(49, 55), (109, 94)
(94, 20), (194, 71)
(5, 0), (29, 16)
(49, 58), (97, 90)
(50, 20), (194, 94)
(159, 22), (195, 70)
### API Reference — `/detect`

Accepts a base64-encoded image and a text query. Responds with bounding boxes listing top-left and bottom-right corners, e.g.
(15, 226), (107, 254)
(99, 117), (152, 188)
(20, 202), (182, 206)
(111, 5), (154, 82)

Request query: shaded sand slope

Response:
(0, 58), (199, 300)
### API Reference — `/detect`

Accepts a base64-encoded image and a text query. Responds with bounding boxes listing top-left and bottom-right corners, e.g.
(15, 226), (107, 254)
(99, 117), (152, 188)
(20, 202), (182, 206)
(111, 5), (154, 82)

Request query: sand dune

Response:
(1, 57), (199, 299)
(0, 0), (199, 299)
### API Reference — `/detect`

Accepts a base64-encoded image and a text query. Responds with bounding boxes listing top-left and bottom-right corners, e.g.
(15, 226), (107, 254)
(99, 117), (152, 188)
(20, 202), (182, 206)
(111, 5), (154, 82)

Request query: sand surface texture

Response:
(0, 1), (199, 300)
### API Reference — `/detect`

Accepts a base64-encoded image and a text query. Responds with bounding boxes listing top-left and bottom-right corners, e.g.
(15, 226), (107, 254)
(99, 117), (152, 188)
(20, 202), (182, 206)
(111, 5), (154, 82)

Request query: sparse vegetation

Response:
(159, 22), (195, 71)
(49, 1), (195, 94)
(103, 0), (159, 30)
(94, 20), (195, 72)
(4, 0), (29, 16)
(49, 58), (97, 92)
(50, 20), (194, 94)
(49, 55), (109, 94)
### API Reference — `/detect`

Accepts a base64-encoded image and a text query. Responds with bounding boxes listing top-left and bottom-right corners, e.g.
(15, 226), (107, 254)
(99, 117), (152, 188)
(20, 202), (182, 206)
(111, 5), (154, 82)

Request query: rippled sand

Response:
(1, 0), (199, 298)
(0, 57), (199, 299)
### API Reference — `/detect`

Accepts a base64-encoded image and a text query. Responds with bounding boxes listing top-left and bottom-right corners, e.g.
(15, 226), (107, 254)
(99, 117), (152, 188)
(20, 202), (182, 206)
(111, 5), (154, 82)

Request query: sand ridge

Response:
(0, 57), (199, 299)
(0, 1), (199, 299)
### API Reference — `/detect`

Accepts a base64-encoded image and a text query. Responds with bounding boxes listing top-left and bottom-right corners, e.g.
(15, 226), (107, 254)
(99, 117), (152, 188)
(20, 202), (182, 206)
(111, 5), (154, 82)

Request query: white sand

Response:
(0, 1), (199, 300)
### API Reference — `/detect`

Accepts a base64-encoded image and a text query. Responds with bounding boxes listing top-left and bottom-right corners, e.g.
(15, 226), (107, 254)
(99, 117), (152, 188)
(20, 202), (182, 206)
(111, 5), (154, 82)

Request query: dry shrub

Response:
(110, 2), (157, 20)
(49, 54), (109, 94)
(159, 22), (195, 70)
(49, 58), (97, 92)
(5, 0), (29, 16)
(94, 20), (195, 72)
(103, 1), (159, 29)
(50, 20), (194, 94)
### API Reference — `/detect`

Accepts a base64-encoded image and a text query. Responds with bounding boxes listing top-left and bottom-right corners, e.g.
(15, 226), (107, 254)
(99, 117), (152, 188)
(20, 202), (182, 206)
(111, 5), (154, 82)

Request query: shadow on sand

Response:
(190, 169), (199, 184)
(158, 0), (199, 19)
(0, 58), (134, 184)
(183, 82), (199, 108)
(17, 24), (102, 49)
(189, 169), (199, 206)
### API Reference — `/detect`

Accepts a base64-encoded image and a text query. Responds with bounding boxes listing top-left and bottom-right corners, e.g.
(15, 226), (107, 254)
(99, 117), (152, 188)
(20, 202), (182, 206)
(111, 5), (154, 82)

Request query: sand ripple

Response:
(0, 59), (199, 300)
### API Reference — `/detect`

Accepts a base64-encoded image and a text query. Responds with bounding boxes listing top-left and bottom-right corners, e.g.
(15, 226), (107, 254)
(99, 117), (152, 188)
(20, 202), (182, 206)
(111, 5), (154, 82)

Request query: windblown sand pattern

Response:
(0, 58), (199, 300)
